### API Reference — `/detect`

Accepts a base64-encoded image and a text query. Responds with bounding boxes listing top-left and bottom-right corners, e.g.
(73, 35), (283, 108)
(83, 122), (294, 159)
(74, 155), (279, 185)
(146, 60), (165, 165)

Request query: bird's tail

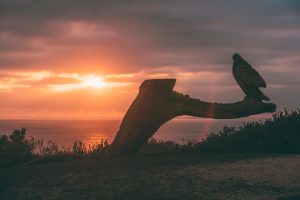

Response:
(255, 88), (270, 101)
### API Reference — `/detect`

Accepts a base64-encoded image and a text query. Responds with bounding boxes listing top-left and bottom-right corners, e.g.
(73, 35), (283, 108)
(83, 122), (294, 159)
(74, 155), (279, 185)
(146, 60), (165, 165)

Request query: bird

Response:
(232, 53), (270, 101)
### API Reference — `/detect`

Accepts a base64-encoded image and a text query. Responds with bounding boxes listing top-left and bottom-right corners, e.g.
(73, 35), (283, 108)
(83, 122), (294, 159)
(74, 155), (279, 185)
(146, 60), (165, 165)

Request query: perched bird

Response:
(232, 53), (270, 101)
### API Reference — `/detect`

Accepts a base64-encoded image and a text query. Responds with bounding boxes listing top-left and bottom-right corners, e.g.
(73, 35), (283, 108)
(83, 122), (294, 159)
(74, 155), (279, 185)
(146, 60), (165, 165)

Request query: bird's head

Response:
(232, 53), (242, 61)
(232, 53), (247, 65)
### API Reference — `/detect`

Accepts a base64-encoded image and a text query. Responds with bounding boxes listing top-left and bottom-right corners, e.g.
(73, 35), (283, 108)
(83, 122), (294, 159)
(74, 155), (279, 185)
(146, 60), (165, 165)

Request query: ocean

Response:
(0, 117), (265, 148)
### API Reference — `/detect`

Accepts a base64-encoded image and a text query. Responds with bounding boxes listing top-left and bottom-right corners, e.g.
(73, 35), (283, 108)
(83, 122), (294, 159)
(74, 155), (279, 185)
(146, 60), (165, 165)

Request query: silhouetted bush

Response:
(195, 109), (300, 154)
(0, 128), (38, 167)
(140, 138), (181, 154)
(73, 140), (86, 156)
(1, 109), (299, 167)
(140, 109), (300, 154)
(0, 129), (109, 168)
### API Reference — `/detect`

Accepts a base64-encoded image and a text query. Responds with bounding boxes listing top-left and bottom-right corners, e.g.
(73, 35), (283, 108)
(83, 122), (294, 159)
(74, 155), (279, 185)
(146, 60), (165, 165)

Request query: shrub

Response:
(140, 138), (181, 154)
(0, 128), (38, 167)
(1, 109), (299, 167)
(0, 129), (110, 168)
(196, 109), (300, 154)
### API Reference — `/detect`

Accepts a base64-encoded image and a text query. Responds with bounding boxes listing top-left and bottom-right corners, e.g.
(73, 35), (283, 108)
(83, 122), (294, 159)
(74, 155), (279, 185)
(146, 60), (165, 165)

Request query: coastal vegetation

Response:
(1, 109), (299, 168)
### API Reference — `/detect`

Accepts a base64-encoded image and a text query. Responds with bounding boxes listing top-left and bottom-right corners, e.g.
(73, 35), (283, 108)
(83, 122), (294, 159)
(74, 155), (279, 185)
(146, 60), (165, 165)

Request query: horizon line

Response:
(0, 115), (267, 121)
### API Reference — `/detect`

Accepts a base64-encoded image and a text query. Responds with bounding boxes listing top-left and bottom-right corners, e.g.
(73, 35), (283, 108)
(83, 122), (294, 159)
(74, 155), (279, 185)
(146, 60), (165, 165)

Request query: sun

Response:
(48, 74), (108, 91)
(81, 75), (106, 88)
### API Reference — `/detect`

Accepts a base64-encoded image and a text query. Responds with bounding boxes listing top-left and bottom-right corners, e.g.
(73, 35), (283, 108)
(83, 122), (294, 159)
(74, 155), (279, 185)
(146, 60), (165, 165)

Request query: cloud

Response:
(1, 0), (300, 71)
(0, 0), (299, 117)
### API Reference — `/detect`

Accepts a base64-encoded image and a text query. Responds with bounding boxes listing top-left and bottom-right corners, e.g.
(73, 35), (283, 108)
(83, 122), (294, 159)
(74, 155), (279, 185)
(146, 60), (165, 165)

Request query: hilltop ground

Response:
(1, 154), (299, 200)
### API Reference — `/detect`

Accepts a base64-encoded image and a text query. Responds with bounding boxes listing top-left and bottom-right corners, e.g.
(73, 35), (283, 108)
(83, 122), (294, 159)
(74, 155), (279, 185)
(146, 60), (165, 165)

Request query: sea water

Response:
(0, 117), (265, 148)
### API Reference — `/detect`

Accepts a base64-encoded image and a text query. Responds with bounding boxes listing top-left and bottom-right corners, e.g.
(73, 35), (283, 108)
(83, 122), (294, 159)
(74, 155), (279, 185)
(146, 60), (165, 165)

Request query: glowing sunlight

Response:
(81, 75), (106, 88)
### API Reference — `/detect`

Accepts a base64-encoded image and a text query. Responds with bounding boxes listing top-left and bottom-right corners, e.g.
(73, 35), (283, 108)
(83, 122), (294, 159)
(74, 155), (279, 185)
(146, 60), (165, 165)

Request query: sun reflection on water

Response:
(83, 133), (110, 149)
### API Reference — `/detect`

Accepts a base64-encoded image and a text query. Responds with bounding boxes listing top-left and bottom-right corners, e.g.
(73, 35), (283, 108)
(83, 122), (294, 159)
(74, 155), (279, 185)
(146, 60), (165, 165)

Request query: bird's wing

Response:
(235, 64), (267, 88)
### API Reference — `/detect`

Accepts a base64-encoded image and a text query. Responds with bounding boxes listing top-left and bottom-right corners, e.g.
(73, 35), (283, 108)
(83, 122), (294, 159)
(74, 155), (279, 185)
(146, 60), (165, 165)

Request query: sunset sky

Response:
(1, 0), (300, 119)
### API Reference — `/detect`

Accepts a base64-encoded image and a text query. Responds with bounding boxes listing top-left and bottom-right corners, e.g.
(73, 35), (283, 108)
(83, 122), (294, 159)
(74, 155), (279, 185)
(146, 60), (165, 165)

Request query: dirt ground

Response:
(1, 154), (299, 200)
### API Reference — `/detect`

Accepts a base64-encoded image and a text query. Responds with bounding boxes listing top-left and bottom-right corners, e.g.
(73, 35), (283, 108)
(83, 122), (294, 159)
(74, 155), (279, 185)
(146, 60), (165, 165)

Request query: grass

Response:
(1, 154), (299, 200)
(1, 109), (300, 168)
